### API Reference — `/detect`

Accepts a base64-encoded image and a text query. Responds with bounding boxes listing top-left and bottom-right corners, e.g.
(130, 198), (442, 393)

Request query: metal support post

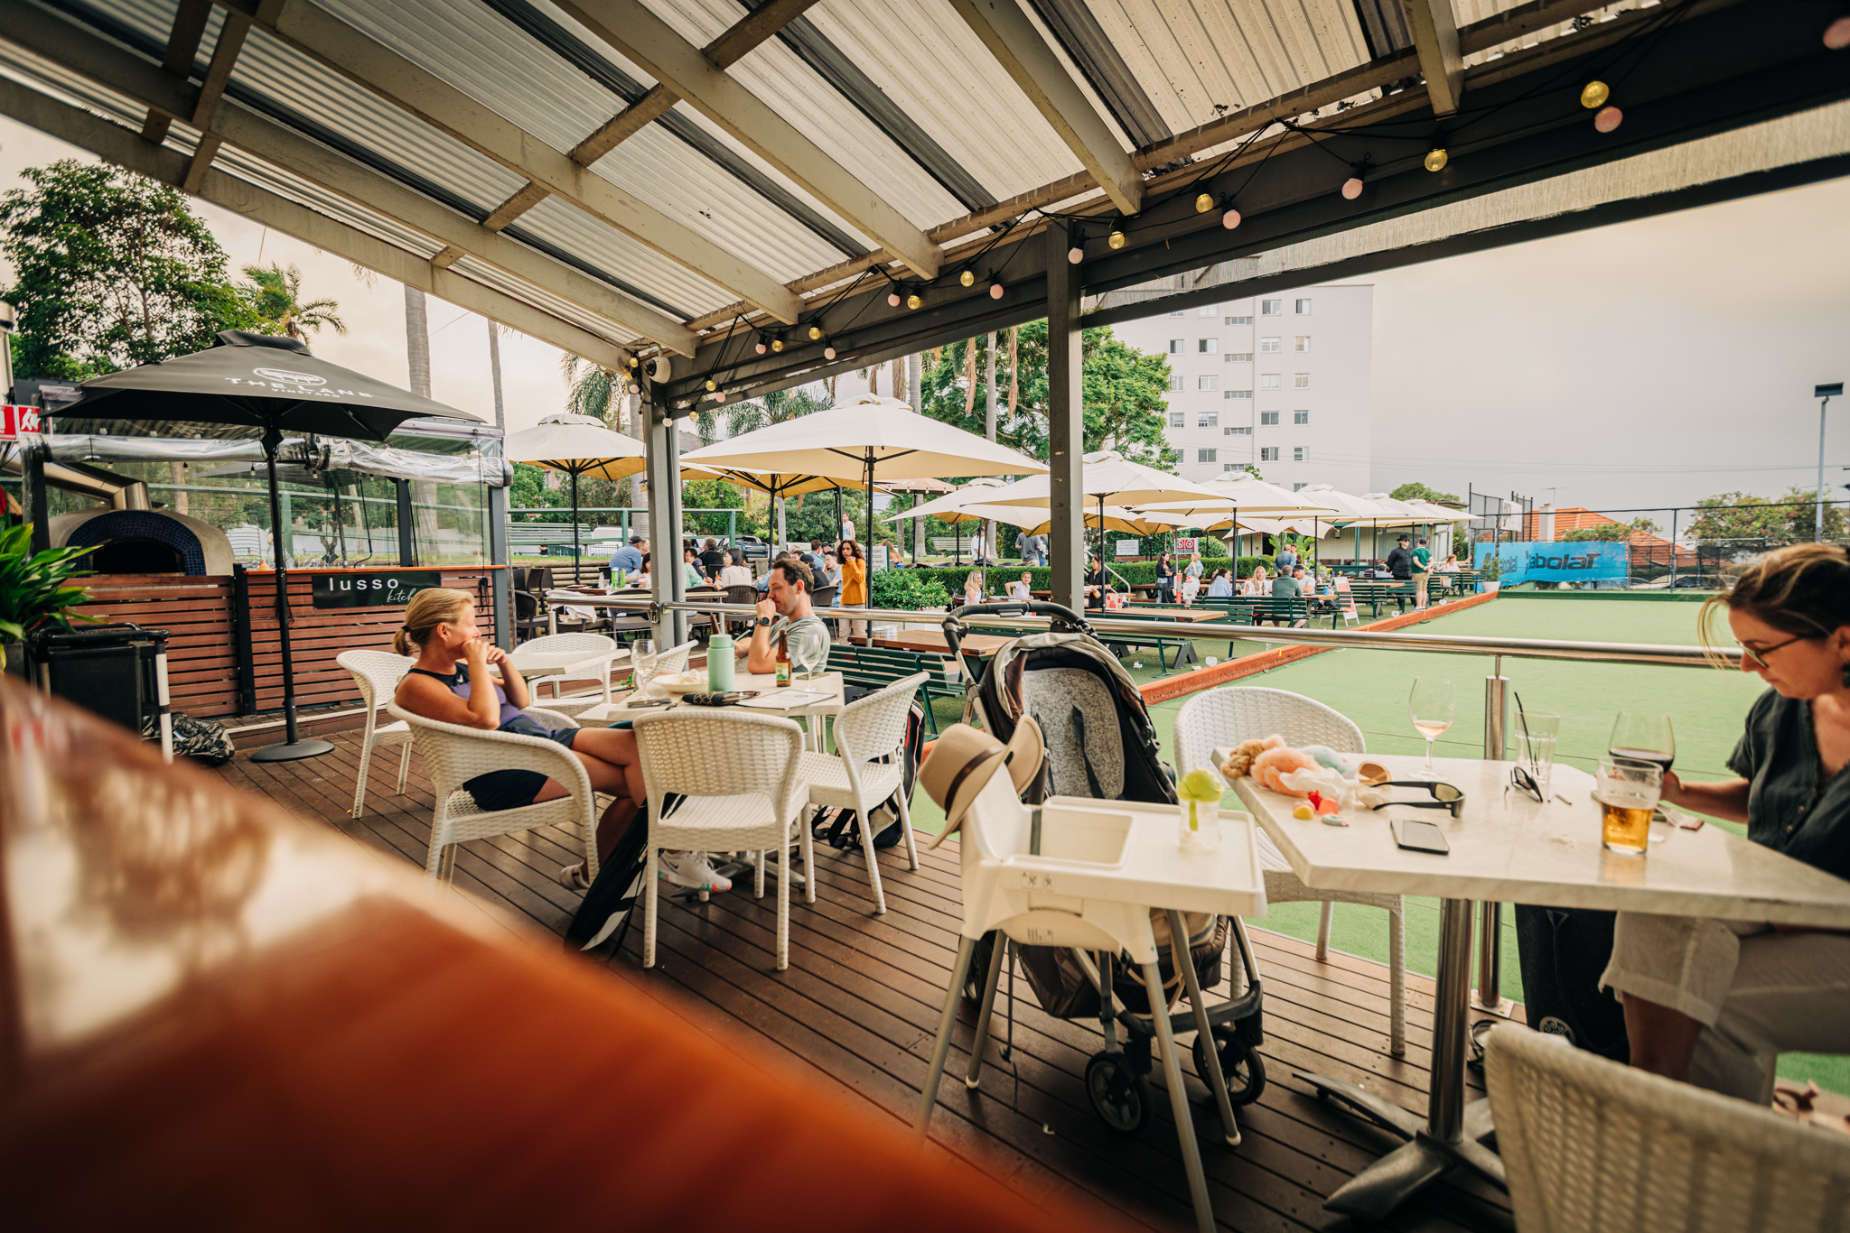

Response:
(642, 391), (685, 647)
(395, 479), (415, 565)
(487, 481), (512, 649)
(1475, 660), (1511, 1014)
(1044, 221), (1084, 614)
(1669, 507), (1679, 585)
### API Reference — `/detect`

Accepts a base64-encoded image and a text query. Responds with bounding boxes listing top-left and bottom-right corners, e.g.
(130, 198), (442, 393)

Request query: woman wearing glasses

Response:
(1601, 543), (1850, 1102)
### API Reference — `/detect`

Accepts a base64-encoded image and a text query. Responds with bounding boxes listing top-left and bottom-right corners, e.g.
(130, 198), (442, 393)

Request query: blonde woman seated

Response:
(1241, 565), (1269, 597)
(392, 588), (731, 894)
(961, 570), (986, 607)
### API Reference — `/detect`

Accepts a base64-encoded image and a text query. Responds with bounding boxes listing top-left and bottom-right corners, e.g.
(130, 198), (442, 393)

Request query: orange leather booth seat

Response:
(0, 678), (1121, 1233)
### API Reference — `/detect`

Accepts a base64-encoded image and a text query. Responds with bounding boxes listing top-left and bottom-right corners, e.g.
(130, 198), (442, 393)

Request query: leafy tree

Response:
(1389, 481), (1462, 506)
(241, 262), (346, 341)
(1, 160), (257, 379)
(920, 321), (1176, 469)
(1687, 488), (1846, 543)
(509, 462), (572, 523)
(1561, 516), (1661, 543)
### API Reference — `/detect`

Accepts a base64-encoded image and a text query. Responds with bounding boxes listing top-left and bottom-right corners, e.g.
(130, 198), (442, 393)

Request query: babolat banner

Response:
(1474, 541), (1630, 586)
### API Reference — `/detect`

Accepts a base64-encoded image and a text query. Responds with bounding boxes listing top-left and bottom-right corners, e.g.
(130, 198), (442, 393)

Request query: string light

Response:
(626, 381), (641, 395)
(1107, 226), (1127, 250)
(1828, 15), (1850, 50)
(771, 337), (785, 352)
(1594, 105), (1623, 133)
(1341, 174), (1365, 201)
(753, 337), (768, 355)
(886, 290), (901, 308)
(1580, 80), (1610, 110)
(823, 345), (838, 360)
(958, 269), (975, 288)
(1067, 245), (1084, 265)
(905, 292), (923, 310)
(1221, 206), (1242, 230)
(626, 355), (639, 369)
(988, 280), (1005, 300)
(1194, 191), (1214, 214)
(807, 323), (823, 341)
(703, 377), (717, 392)
(1423, 147), (1449, 173)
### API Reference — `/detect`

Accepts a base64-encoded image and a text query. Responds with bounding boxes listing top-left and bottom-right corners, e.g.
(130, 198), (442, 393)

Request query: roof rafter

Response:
(213, 0), (801, 326)
(479, 0), (822, 236)
(138, 0), (210, 147)
(1403, 0), (1465, 117)
(181, 0), (274, 193)
(950, 0), (1142, 215)
(551, 0), (942, 279)
(0, 1), (698, 355)
(0, 74), (634, 370)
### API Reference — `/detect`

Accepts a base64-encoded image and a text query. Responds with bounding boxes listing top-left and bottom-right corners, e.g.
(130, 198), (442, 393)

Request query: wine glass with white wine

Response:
(1408, 678), (1457, 773)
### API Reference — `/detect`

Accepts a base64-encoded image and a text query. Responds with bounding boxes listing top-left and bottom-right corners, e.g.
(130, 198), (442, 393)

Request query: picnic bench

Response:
(1345, 580), (1418, 617)
(826, 643), (965, 733)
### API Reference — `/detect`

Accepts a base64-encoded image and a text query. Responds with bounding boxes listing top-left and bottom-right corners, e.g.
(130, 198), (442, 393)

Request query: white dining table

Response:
(574, 670), (845, 735)
(1233, 754), (1850, 1220)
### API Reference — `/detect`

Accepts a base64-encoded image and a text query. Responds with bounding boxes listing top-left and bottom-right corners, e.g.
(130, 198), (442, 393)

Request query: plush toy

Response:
(1215, 735), (1278, 782)
(1250, 741), (1323, 795)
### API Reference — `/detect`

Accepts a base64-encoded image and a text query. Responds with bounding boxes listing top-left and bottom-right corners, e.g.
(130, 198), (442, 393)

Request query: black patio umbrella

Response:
(52, 331), (484, 763)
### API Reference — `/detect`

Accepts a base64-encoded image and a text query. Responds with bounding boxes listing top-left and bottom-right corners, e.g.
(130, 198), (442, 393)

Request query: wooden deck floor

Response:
(217, 731), (1513, 1233)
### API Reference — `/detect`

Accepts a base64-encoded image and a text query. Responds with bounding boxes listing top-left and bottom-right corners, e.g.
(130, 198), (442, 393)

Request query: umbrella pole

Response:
(571, 468), (582, 583)
(864, 453), (875, 622)
(249, 427), (332, 763)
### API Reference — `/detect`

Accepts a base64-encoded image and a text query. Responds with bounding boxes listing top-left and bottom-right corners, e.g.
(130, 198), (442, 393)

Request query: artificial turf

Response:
(906, 593), (1844, 1095)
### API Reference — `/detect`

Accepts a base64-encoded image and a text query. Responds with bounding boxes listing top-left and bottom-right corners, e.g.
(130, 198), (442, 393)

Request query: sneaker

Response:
(660, 851), (733, 893)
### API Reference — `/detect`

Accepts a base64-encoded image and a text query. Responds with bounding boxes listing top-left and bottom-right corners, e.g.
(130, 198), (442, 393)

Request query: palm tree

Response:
(719, 386), (831, 544)
(242, 263), (346, 341)
(559, 354), (636, 511)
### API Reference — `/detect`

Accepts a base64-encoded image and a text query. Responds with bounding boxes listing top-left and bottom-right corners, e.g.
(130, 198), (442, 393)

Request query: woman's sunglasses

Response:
(1739, 632), (1813, 670)
(1371, 781), (1465, 818)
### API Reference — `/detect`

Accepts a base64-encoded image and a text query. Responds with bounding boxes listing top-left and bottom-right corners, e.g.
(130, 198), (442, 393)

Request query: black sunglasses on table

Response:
(1370, 781), (1466, 818)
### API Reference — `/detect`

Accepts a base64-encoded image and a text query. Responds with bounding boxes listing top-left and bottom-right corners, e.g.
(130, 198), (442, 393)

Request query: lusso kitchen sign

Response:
(311, 570), (443, 608)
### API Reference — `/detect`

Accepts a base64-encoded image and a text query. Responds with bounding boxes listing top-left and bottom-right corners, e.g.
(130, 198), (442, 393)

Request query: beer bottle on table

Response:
(775, 633), (791, 687)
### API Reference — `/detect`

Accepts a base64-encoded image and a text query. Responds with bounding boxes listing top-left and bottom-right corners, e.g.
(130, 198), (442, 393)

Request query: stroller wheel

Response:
(1194, 1031), (1266, 1107)
(1086, 1051), (1149, 1134)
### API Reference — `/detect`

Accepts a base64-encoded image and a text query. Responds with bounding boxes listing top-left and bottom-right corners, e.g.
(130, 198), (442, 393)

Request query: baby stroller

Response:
(942, 600), (1267, 1133)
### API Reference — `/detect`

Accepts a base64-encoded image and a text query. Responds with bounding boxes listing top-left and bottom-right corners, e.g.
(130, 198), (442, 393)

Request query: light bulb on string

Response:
(823, 345), (837, 360)
(958, 269), (975, 288)
(1423, 147), (1448, 173)
(753, 337), (768, 355)
(1828, 15), (1850, 50)
(905, 292), (923, 310)
(807, 324), (823, 341)
(703, 378), (717, 392)
(627, 381), (641, 395)
(988, 280), (1005, 300)
(1221, 206), (1242, 230)
(1107, 226), (1127, 250)
(771, 337), (784, 352)
(1594, 105), (1623, 133)
(626, 355), (639, 369)
(1579, 79), (1610, 110)
(886, 290), (901, 308)
(1341, 175), (1365, 201)
(1194, 191), (1214, 214)
(1066, 245), (1084, 265)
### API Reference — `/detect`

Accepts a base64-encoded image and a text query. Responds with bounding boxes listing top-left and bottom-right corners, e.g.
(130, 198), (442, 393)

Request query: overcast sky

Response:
(4, 114), (1846, 515)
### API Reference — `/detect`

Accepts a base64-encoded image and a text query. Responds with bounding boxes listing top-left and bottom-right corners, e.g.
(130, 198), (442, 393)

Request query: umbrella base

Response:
(249, 737), (336, 763)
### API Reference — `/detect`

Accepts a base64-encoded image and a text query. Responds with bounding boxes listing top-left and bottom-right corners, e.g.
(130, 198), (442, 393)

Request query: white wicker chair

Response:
(548, 638), (697, 717)
(508, 632), (620, 705)
(797, 672), (927, 915)
(336, 649), (414, 819)
(1174, 685), (1406, 1056)
(632, 710), (806, 971)
(1485, 1024), (1850, 1233)
(385, 702), (599, 884)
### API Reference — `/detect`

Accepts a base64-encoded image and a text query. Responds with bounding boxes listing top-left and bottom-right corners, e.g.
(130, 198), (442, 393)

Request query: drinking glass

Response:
(1408, 678), (1456, 773)
(1595, 757), (1661, 856)
(631, 638), (657, 696)
(1608, 711), (1675, 775)
(1514, 711), (1561, 796)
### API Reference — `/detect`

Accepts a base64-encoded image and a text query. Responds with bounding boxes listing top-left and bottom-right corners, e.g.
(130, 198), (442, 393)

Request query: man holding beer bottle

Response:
(747, 556), (830, 679)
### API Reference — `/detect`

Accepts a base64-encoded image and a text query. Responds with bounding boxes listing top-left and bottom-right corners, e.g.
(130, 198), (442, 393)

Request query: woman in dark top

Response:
(1601, 543), (1850, 1101)
(1154, 552), (1176, 605)
(393, 588), (730, 893)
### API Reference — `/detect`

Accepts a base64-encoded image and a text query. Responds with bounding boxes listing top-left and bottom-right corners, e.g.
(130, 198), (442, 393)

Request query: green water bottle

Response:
(706, 633), (735, 692)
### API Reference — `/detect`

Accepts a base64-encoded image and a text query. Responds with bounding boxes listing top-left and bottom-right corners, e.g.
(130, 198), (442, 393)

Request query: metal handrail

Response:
(566, 592), (1740, 670)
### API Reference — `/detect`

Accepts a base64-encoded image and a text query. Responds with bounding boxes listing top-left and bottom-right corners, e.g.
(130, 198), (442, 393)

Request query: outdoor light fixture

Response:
(1067, 245), (1084, 264)
(1221, 206), (1242, 230)
(704, 377), (717, 392)
(807, 323), (823, 341)
(989, 280), (1005, 300)
(1424, 147), (1449, 173)
(627, 381), (641, 395)
(1594, 105), (1623, 133)
(905, 292), (923, 310)
(1107, 226), (1127, 250)
(887, 290), (901, 308)
(958, 269), (975, 288)
(1828, 15), (1850, 49)
(626, 355), (639, 369)
(1580, 79), (1610, 109)
(1194, 191), (1214, 214)
(754, 337), (768, 355)
(823, 345), (838, 360)
(1341, 174), (1365, 201)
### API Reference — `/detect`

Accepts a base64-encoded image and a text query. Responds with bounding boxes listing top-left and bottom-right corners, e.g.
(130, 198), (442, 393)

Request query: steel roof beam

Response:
(139, 0), (210, 147)
(950, 0), (1143, 216)
(0, 2), (697, 355)
(213, 0), (801, 327)
(180, 1), (271, 193)
(0, 74), (635, 370)
(553, 0), (942, 279)
(1404, 0), (1464, 116)
(1024, 0), (1171, 152)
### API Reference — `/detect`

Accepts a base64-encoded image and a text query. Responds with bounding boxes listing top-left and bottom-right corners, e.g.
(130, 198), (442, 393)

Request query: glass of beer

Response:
(1595, 757), (1661, 856)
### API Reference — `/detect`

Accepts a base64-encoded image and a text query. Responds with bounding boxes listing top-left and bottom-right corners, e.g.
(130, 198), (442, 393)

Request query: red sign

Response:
(0, 404), (41, 440)
(1174, 536), (1199, 555)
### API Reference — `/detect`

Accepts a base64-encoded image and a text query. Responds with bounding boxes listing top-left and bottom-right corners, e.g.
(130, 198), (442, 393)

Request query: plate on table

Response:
(656, 669), (709, 695)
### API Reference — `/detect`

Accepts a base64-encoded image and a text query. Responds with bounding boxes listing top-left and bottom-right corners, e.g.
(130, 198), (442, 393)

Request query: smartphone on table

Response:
(1391, 816), (1451, 854)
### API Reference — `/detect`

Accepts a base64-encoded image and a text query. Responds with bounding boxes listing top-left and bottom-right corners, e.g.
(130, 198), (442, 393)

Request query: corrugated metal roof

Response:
(512, 194), (737, 321)
(449, 253), (640, 346)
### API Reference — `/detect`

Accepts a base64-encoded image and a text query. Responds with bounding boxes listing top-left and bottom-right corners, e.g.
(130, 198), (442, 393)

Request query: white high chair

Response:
(913, 772), (1267, 1233)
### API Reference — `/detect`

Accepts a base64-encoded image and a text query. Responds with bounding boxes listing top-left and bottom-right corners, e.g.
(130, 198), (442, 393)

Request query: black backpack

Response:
(811, 691), (926, 853)
(564, 805), (656, 954)
(1513, 904), (1630, 1061)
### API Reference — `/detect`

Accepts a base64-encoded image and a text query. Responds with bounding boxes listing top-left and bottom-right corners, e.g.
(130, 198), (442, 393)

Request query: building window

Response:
(1168, 411), (1184, 428)
(1167, 373), (1183, 392)
(1292, 481), (1307, 491)
(1225, 352), (1253, 363)
(1224, 463), (1244, 473)
(1224, 315), (1252, 325)
(1198, 338), (1219, 353)
(1260, 411), (1279, 426)
(1293, 446), (1308, 462)
(1198, 448), (1217, 463)
(1295, 297), (1312, 315)
(1294, 335), (1311, 352)
(1258, 336), (1281, 354)
(1223, 389), (1252, 400)
(1224, 426), (1251, 436)
(1168, 338), (1184, 354)
(1261, 298), (1282, 315)
(1197, 375), (1218, 392)
(1293, 373), (1311, 389)
(1198, 304), (1219, 316)
(1293, 410), (1310, 425)
(1168, 309), (1185, 317)
(1260, 374), (1281, 391)
(1260, 446), (1279, 462)
(1197, 411), (1218, 428)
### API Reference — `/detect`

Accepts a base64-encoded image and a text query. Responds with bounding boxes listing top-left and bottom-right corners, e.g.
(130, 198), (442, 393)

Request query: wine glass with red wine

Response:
(1608, 711), (1675, 775)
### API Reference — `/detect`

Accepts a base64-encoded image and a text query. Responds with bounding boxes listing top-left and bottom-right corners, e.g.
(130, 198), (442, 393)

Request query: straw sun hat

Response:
(921, 717), (1044, 846)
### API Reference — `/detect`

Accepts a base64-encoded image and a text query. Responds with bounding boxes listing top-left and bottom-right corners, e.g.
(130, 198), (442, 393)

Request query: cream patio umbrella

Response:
(680, 394), (1045, 608)
(1134, 474), (1340, 559)
(977, 450), (1222, 562)
(505, 412), (646, 567)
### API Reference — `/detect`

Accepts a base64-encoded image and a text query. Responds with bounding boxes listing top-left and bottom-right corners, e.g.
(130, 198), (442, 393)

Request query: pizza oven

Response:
(50, 507), (235, 577)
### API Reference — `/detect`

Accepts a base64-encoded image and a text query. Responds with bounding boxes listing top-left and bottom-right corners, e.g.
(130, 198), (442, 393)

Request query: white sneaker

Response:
(660, 851), (733, 893)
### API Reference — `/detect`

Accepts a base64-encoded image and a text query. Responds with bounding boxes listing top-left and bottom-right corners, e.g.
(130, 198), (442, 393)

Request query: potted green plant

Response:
(1480, 552), (1502, 593)
(0, 523), (98, 675)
